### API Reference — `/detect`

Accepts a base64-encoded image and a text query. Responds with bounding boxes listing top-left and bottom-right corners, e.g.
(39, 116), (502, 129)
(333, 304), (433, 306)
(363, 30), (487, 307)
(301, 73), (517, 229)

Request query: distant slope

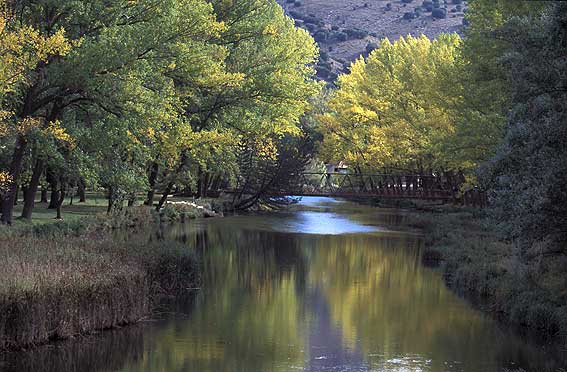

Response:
(277, 0), (468, 82)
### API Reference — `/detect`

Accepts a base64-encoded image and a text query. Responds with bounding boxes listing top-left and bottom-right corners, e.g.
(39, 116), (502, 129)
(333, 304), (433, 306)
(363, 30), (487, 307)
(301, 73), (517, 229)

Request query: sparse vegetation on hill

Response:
(277, 0), (468, 81)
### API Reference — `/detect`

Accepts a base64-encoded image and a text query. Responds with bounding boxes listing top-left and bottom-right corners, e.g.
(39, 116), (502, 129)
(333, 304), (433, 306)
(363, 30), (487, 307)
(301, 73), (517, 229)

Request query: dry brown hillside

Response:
(276, 0), (468, 81)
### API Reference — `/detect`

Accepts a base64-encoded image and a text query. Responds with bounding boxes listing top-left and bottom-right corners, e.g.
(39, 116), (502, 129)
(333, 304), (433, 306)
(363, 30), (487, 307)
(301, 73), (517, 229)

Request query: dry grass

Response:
(0, 233), (200, 350)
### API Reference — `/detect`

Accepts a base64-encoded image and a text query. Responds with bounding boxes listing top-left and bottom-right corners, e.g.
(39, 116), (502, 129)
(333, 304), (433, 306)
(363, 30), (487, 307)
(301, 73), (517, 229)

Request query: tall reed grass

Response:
(0, 233), (200, 350)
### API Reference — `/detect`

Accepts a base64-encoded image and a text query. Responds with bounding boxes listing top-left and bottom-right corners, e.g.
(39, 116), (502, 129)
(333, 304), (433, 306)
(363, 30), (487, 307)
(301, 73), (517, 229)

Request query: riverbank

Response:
(0, 232), (200, 350)
(406, 205), (567, 344)
(0, 201), (224, 351)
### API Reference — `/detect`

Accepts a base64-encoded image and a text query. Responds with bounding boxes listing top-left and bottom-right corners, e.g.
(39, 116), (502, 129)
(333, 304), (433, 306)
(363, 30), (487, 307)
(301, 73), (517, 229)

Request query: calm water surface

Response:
(3, 197), (566, 372)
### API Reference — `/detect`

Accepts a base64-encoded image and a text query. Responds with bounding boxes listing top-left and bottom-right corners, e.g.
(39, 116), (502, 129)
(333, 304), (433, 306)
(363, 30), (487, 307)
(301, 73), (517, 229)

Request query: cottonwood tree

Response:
(145, 0), (320, 207)
(0, 0), (224, 222)
(318, 34), (467, 177)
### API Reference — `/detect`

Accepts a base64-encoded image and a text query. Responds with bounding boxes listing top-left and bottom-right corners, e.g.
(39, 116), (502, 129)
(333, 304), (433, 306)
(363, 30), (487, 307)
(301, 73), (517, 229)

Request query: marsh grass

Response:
(409, 208), (567, 342)
(0, 234), (200, 350)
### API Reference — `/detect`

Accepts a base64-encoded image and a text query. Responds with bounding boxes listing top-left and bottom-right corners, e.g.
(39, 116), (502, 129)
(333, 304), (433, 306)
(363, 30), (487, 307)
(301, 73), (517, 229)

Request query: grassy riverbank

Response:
(0, 202), (211, 351)
(407, 206), (567, 343)
(0, 232), (200, 350)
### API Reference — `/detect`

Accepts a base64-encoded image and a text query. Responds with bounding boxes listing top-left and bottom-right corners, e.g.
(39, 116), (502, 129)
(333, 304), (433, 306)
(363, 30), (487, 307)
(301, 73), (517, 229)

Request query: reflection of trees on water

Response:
(305, 234), (566, 372)
(7, 221), (567, 372)
(0, 326), (148, 372)
(305, 286), (370, 372)
(140, 227), (310, 372)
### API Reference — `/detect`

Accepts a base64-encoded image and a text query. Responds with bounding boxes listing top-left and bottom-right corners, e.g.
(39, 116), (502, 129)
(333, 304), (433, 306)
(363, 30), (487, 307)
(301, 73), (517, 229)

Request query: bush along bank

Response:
(409, 207), (567, 344)
(158, 201), (224, 223)
(0, 235), (201, 351)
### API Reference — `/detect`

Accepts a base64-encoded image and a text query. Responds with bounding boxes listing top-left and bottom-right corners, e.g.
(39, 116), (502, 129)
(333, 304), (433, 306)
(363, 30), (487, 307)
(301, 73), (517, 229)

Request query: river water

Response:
(3, 197), (566, 371)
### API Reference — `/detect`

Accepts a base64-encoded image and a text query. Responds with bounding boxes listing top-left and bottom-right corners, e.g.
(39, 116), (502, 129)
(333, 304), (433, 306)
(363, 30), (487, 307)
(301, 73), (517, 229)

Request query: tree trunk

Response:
(21, 159), (45, 220)
(1, 135), (27, 225)
(48, 187), (59, 209)
(144, 162), (159, 206)
(40, 186), (48, 203)
(156, 182), (174, 212)
(13, 184), (19, 206)
(77, 178), (86, 203)
(107, 187), (114, 214)
(55, 183), (66, 220)
(196, 167), (206, 198)
(155, 153), (186, 211)
(47, 169), (59, 209)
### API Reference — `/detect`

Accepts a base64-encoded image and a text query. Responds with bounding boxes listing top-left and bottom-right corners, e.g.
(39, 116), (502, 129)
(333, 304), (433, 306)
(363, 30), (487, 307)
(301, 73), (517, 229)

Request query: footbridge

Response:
(230, 172), (464, 201)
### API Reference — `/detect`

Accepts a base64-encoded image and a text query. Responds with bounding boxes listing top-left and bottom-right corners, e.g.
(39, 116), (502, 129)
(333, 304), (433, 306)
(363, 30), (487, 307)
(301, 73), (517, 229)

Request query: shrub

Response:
(313, 30), (328, 43)
(330, 31), (348, 42)
(432, 8), (447, 18)
(288, 10), (302, 19)
(403, 12), (416, 20)
(365, 42), (378, 53)
(316, 66), (332, 79)
(305, 23), (316, 32)
(345, 28), (368, 39)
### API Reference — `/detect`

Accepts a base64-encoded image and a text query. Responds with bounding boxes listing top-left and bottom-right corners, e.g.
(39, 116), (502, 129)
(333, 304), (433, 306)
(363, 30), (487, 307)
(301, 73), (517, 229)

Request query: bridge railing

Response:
(225, 172), (487, 203)
(292, 172), (458, 199)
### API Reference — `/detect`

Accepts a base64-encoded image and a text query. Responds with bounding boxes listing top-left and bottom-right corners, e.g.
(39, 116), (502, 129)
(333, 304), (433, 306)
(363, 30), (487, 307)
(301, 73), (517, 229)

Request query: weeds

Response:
(409, 208), (567, 343)
(0, 234), (200, 350)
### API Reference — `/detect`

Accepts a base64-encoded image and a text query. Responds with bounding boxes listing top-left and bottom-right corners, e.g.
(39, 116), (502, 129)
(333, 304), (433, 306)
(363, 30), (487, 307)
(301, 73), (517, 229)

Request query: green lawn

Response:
(8, 192), (218, 227)
(11, 193), (115, 226)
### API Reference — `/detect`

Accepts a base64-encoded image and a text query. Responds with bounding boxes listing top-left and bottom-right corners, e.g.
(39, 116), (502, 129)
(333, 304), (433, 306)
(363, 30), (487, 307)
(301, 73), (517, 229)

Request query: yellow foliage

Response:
(0, 109), (10, 136)
(43, 120), (75, 147)
(0, 171), (12, 194)
(0, 5), (74, 96)
(253, 137), (278, 162)
(262, 23), (278, 36)
(319, 34), (466, 173)
(17, 117), (42, 134)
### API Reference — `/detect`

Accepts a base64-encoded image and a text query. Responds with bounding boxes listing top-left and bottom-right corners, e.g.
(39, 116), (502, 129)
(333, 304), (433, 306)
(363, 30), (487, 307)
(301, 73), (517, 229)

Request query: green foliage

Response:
(482, 3), (567, 250)
(0, 0), (320, 222)
(453, 0), (550, 171)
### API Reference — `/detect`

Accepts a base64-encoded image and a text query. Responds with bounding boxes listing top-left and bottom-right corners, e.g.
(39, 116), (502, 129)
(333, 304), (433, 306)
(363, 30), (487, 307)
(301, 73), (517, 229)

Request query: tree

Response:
(451, 0), (551, 172)
(482, 3), (567, 251)
(318, 34), (465, 175)
(0, 1), (73, 223)
(0, 0), (320, 221)
(0, 0), (224, 222)
(147, 0), (320, 207)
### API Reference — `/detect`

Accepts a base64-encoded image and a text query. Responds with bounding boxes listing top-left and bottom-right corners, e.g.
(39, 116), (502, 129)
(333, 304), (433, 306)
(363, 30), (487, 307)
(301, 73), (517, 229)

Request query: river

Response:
(3, 197), (566, 371)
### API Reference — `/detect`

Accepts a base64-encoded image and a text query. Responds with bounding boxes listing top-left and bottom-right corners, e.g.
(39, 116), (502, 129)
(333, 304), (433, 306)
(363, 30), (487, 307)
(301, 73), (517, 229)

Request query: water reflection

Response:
(286, 211), (379, 235)
(3, 198), (566, 372)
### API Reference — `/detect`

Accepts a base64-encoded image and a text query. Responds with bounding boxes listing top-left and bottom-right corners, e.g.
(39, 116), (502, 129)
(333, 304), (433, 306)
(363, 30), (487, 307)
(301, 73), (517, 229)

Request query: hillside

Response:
(277, 0), (468, 81)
